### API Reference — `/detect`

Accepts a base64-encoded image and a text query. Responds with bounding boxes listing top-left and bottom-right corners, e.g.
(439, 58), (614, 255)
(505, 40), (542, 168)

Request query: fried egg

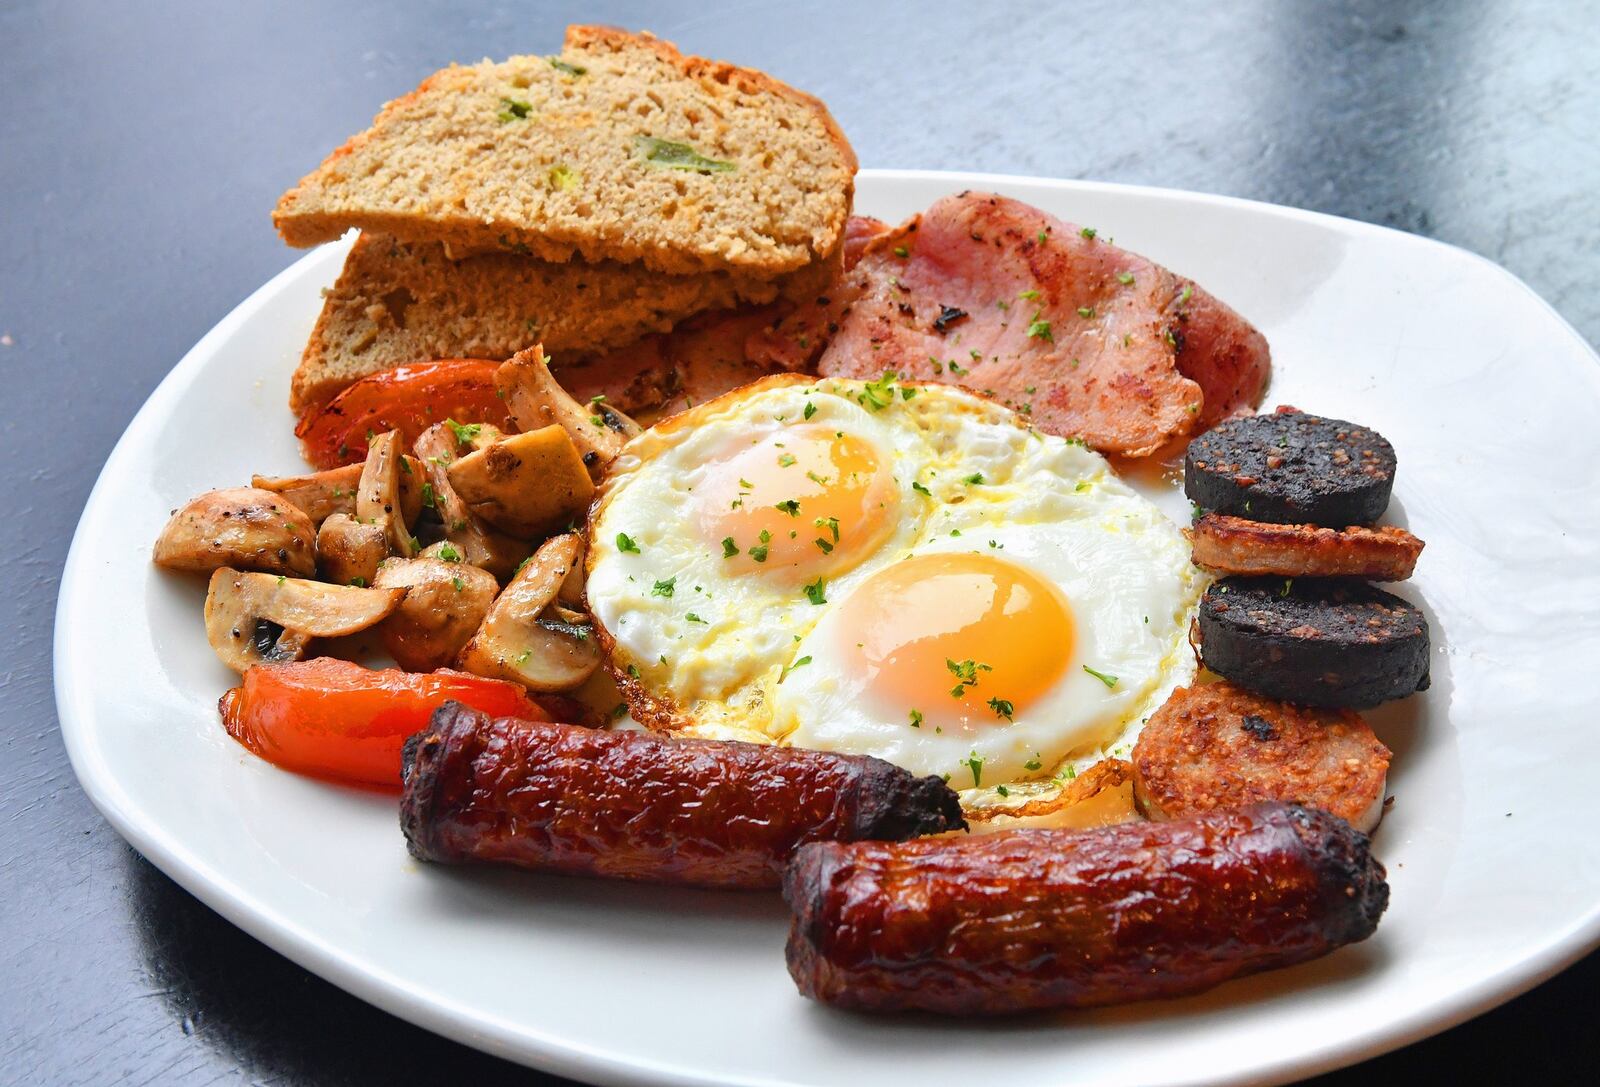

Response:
(586, 374), (1203, 799)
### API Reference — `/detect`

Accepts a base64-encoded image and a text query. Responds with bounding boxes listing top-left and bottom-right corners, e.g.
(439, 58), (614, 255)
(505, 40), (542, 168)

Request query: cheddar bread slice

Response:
(273, 26), (856, 278)
(291, 231), (809, 411)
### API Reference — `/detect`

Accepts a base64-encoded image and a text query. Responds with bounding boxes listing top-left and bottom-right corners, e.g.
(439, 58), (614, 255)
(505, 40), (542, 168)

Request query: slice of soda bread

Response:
(273, 26), (856, 278)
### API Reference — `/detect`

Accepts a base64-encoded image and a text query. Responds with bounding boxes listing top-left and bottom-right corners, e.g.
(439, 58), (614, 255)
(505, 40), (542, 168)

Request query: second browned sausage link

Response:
(783, 802), (1387, 1014)
(400, 702), (966, 889)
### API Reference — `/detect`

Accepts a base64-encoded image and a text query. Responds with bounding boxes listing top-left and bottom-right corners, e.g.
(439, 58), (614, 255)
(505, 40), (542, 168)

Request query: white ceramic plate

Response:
(58, 171), (1600, 1086)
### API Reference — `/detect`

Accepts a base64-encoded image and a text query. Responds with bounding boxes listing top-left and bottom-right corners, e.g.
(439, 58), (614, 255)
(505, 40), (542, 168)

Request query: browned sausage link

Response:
(783, 802), (1386, 1014)
(401, 702), (966, 889)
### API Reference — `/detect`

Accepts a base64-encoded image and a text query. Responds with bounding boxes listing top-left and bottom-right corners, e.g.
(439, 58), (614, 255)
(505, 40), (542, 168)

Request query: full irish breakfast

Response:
(153, 26), (1428, 1016)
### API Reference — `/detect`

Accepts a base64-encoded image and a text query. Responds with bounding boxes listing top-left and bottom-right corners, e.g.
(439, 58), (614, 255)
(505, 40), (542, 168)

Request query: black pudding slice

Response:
(1198, 577), (1430, 708)
(1185, 411), (1397, 525)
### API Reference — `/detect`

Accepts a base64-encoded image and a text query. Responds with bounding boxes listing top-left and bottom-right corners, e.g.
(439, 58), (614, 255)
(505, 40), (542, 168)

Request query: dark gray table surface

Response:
(5, 1), (1597, 1083)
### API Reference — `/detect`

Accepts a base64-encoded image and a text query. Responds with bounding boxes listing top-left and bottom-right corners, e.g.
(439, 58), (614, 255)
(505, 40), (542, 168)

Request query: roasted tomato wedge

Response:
(218, 657), (545, 788)
(295, 359), (513, 469)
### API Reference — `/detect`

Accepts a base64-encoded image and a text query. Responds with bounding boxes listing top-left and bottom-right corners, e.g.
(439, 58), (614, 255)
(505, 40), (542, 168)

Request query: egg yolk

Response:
(837, 552), (1074, 729)
(696, 424), (898, 578)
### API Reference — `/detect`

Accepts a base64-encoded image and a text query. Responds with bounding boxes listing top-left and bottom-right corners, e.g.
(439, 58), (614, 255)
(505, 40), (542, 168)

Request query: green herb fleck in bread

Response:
(273, 25), (857, 278)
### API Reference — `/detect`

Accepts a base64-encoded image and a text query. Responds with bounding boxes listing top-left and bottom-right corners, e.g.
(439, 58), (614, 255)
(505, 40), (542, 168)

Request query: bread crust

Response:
(273, 27), (857, 277)
(1188, 513), (1423, 580)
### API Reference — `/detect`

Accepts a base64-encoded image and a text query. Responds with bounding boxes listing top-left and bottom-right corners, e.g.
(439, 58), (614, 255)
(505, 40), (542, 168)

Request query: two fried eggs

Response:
(587, 376), (1202, 804)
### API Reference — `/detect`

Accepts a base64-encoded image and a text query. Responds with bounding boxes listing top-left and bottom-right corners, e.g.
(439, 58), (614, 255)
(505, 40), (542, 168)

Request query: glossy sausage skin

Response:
(401, 702), (966, 889)
(783, 802), (1387, 1014)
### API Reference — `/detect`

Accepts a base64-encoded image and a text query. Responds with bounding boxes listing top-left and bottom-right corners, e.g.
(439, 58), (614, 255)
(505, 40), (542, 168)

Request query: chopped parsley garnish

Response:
(626, 664), (641, 679)
(803, 401), (817, 420)
(1079, 226), (1098, 240)
(814, 515), (840, 542)
(963, 472), (984, 485)
(1179, 284), (1194, 306)
(946, 658), (992, 697)
(909, 709), (924, 728)
(685, 612), (708, 624)
(1036, 229), (1048, 244)
(1018, 288), (1040, 301)
(964, 752), (985, 788)
(436, 542), (462, 562)
(1082, 665), (1119, 688)
(778, 453), (796, 467)
(893, 245), (909, 258)
(1076, 305), (1096, 318)
(1116, 271), (1135, 285)
(814, 536), (834, 554)
(650, 576), (676, 597)
(901, 385), (917, 400)
(349, 576), (367, 587)
(1279, 577), (1295, 598)
(445, 418), (482, 444)
(419, 482), (437, 509)
(616, 532), (641, 554)
(775, 499), (801, 516)
(749, 529), (771, 563)
(779, 655), (812, 682)
(721, 537), (739, 558)
(450, 576), (465, 592)
(633, 135), (735, 172)
(857, 371), (899, 411)
(548, 57), (587, 75)
(912, 480), (932, 496)
(1024, 754), (1043, 772)
(987, 697), (1014, 721)
(947, 358), (969, 376)
(804, 577), (828, 605)
(1026, 316), (1053, 341)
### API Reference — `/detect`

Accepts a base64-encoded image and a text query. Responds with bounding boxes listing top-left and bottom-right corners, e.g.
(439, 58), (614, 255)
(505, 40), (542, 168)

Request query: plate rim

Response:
(55, 167), (1600, 1087)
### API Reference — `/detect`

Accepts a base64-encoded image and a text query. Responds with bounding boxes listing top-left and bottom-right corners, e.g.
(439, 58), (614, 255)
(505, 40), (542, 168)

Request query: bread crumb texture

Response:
(273, 25), (857, 277)
(291, 231), (798, 410)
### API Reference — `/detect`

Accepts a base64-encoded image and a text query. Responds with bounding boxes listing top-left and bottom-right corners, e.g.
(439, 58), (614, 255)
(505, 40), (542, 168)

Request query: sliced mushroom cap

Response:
(445, 426), (595, 538)
(414, 423), (532, 581)
(254, 459), (423, 526)
(203, 568), (406, 672)
(154, 488), (316, 576)
(356, 430), (416, 558)
(497, 345), (641, 477)
(372, 558), (499, 672)
(457, 533), (602, 691)
(316, 513), (388, 587)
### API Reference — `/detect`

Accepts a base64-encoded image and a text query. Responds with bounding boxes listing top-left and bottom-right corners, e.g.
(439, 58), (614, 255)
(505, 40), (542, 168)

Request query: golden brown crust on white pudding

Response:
(1188, 514), (1423, 581)
(1132, 681), (1391, 833)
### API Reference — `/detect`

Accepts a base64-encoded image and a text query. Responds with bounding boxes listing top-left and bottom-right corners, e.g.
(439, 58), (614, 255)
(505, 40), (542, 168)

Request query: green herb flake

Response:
(633, 135), (736, 173)
(963, 472), (984, 485)
(911, 480), (932, 496)
(779, 655), (812, 682)
(548, 57), (587, 75)
(775, 499), (801, 517)
(651, 576), (676, 598)
(1024, 754), (1043, 772)
(1077, 305), (1096, 318)
(946, 657), (993, 697)
(721, 536), (739, 558)
(1116, 271), (1135, 285)
(1082, 665), (1119, 689)
(1080, 226), (1098, 240)
(437, 542), (463, 562)
(450, 576), (465, 592)
(498, 97), (533, 122)
(1026, 316), (1053, 341)
(893, 245), (909, 258)
(445, 418), (482, 445)
(814, 536), (834, 554)
(909, 708), (924, 728)
(777, 453), (796, 467)
(857, 371), (899, 411)
(616, 532), (641, 554)
(965, 752), (985, 788)
(626, 663), (642, 679)
(803, 401), (817, 420)
(804, 577), (828, 605)
(685, 612), (708, 624)
(987, 697), (1015, 721)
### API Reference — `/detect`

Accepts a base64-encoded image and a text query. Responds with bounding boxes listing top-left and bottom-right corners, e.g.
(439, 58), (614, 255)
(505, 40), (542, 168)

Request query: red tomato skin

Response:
(219, 658), (545, 788)
(295, 359), (512, 470)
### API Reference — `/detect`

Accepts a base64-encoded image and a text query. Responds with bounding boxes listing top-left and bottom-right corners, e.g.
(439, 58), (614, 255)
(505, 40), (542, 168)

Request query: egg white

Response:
(587, 374), (1203, 791)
